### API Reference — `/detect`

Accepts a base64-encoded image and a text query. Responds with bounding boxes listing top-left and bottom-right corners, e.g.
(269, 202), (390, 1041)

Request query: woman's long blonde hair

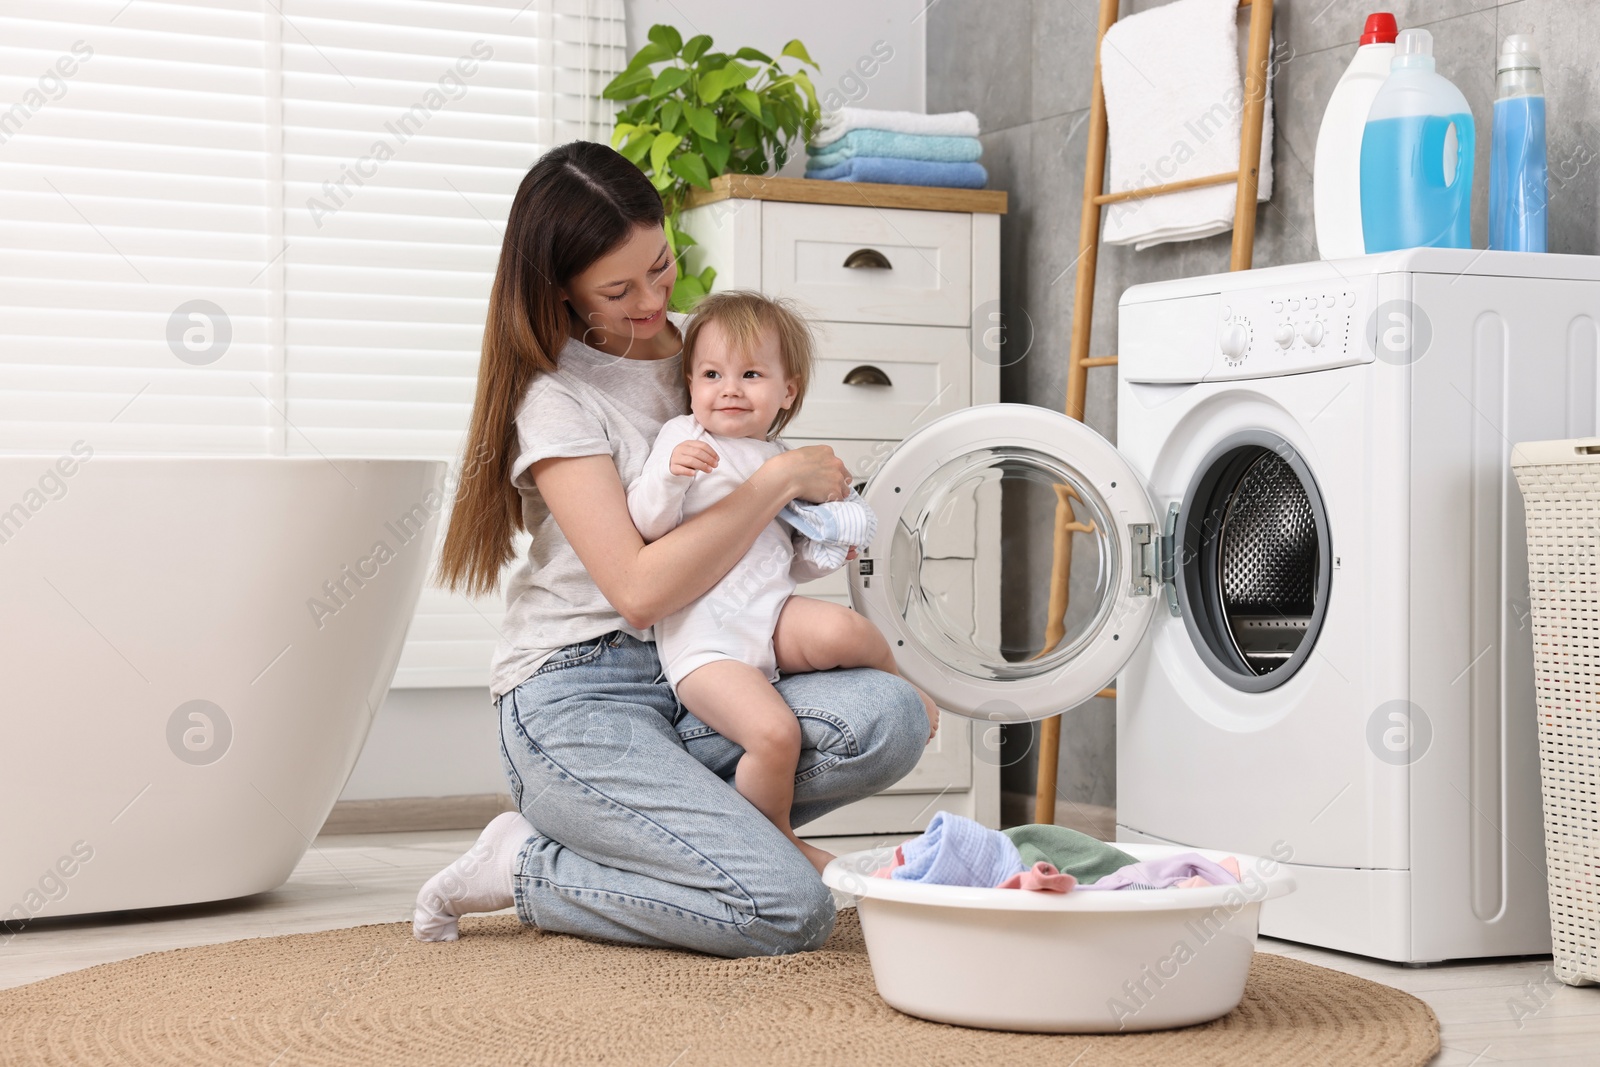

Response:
(436, 142), (666, 597)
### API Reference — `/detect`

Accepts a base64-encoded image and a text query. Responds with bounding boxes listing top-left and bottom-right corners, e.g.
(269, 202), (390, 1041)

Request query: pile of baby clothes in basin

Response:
(804, 108), (987, 189)
(870, 812), (1240, 893)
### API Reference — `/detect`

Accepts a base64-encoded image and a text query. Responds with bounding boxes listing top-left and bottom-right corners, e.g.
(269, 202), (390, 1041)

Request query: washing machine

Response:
(851, 248), (1600, 963)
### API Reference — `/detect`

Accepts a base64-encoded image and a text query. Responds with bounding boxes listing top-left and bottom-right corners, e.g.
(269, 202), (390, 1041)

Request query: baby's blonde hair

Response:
(681, 290), (814, 438)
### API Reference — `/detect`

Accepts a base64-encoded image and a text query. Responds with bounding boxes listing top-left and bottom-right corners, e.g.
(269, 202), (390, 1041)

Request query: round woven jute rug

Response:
(0, 909), (1438, 1066)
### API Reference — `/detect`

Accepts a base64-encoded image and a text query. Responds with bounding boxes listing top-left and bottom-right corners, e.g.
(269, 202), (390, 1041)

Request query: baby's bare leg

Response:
(773, 597), (941, 741)
(674, 659), (835, 874)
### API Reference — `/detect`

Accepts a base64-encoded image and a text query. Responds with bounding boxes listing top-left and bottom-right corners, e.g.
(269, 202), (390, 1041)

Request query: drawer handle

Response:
(843, 248), (893, 270)
(843, 364), (893, 387)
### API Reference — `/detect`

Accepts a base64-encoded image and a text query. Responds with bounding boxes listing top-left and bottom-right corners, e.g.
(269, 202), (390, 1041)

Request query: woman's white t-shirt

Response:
(489, 314), (689, 700)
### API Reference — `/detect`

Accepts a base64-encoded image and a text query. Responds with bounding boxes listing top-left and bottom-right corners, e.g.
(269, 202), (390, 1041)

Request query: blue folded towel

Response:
(779, 490), (876, 573)
(890, 811), (1026, 888)
(806, 130), (983, 169)
(803, 156), (988, 190)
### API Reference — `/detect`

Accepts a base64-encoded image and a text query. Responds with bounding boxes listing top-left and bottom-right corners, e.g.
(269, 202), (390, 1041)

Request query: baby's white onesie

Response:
(626, 414), (836, 691)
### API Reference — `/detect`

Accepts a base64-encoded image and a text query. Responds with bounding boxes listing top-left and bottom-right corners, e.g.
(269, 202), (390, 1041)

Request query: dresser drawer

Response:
(784, 323), (969, 440)
(790, 562), (851, 608)
(762, 201), (972, 326)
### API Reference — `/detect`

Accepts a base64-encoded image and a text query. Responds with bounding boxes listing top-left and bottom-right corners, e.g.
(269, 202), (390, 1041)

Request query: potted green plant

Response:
(605, 24), (821, 309)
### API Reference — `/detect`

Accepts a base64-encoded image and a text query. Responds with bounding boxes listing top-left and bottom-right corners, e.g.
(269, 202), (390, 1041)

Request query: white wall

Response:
(339, 688), (505, 801)
(623, 0), (928, 175)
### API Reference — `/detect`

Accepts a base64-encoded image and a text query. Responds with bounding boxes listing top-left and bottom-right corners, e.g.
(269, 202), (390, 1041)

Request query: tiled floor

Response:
(3, 829), (1598, 1065)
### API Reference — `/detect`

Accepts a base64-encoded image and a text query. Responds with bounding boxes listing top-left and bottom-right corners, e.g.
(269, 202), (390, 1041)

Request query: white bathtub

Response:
(0, 454), (444, 923)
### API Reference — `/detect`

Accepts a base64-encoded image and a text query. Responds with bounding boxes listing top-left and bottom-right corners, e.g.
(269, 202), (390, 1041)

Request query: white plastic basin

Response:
(821, 841), (1297, 1033)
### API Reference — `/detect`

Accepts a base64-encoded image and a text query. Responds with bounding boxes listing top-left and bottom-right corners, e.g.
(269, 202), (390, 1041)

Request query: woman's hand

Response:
(772, 445), (852, 504)
(534, 446), (823, 631)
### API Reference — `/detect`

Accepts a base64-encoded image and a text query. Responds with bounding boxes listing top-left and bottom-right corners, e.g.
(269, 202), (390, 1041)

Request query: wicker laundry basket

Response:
(1512, 438), (1600, 987)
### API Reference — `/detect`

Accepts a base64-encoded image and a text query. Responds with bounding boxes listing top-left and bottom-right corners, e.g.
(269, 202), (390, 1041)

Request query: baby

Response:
(627, 290), (939, 875)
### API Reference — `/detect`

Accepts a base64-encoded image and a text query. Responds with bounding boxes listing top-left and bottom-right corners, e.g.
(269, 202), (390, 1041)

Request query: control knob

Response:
(1219, 321), (1249, 360)
(1300, 321), (1325, 347)
(1273, 323), (1296, 349)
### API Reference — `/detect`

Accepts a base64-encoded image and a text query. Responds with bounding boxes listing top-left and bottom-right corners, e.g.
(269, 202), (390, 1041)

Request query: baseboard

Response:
(321, 794), (517, 835)
(323, 792), (1119, 839)
(999, 790), (1117, 840)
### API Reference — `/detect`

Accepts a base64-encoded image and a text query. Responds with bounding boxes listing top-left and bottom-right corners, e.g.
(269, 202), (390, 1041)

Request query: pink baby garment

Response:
(870, 845), (907, 879)
(995, 861), (1077, 893)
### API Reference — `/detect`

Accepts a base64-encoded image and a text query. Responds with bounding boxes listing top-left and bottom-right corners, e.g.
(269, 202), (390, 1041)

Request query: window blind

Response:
(0, 0), (627, 688)
(0, 2), (277, 454)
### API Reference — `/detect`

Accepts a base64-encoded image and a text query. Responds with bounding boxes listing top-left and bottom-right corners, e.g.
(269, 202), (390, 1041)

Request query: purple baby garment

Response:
(1077, 852), (1240, 891)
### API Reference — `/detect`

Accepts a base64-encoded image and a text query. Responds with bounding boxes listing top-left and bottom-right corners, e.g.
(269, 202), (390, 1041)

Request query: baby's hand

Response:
(670, 440), (719, 477)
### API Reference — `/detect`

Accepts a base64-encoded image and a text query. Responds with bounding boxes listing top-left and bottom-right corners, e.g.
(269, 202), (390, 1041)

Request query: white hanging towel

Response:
(1099, 0), (1275, 250)
(811, 107), (980, 148)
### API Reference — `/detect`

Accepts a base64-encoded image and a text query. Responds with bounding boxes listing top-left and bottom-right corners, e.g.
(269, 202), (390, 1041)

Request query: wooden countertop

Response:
(684, 174), (1007, 215)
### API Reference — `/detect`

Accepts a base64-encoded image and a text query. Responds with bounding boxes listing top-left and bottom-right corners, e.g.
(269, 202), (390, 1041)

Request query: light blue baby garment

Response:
(890, 811), (1027, 888)
(778, 489), (877, 572)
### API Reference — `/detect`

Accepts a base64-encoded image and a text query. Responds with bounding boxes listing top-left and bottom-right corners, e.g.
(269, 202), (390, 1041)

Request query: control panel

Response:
(1210, 279), (1375, 380)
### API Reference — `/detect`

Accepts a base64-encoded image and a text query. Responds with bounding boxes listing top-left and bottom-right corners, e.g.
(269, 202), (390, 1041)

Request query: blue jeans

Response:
(497, 631), (926, 959)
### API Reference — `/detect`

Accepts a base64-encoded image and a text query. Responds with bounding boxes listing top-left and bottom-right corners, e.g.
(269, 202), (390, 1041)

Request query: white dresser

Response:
(679, 175), (1006, 837)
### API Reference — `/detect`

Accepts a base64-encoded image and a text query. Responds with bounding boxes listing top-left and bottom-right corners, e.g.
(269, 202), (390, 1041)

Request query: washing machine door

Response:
(849, 404), (1158, 723)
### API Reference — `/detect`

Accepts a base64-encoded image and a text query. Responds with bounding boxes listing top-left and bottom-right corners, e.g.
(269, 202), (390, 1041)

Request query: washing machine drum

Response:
(850, 406), (1330, 722)
(1174, 431), (1332, 693)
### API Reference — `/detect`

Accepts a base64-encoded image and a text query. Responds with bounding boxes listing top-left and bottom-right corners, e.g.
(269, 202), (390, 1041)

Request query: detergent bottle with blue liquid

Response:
(1489, 34), (1547, 251)
(1359, 28), (1476, 251)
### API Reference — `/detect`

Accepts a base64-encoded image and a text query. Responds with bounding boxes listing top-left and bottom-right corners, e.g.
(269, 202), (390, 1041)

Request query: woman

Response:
(411, 141), (933, 958)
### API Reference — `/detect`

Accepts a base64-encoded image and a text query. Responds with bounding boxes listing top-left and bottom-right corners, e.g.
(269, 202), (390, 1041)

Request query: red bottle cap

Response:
(1360, 13), (1399, 45)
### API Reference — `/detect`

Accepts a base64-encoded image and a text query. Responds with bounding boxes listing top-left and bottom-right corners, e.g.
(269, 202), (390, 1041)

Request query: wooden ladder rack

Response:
(1033, 0), (1275, 826)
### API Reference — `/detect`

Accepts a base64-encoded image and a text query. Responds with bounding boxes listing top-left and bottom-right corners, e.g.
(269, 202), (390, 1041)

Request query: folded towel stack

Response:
(805, 108), (987, 190)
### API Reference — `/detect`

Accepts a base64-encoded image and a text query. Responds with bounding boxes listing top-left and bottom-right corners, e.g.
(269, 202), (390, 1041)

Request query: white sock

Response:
(412, 811), (534, 942)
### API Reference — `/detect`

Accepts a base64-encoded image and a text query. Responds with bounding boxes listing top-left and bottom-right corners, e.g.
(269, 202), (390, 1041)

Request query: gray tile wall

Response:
(927, 0), (1600, 810)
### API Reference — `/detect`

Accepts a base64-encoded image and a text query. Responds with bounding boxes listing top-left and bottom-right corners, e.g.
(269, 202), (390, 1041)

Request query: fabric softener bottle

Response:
(1360, 28), (1476, 251)
(1489, 34), (1547, 251)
